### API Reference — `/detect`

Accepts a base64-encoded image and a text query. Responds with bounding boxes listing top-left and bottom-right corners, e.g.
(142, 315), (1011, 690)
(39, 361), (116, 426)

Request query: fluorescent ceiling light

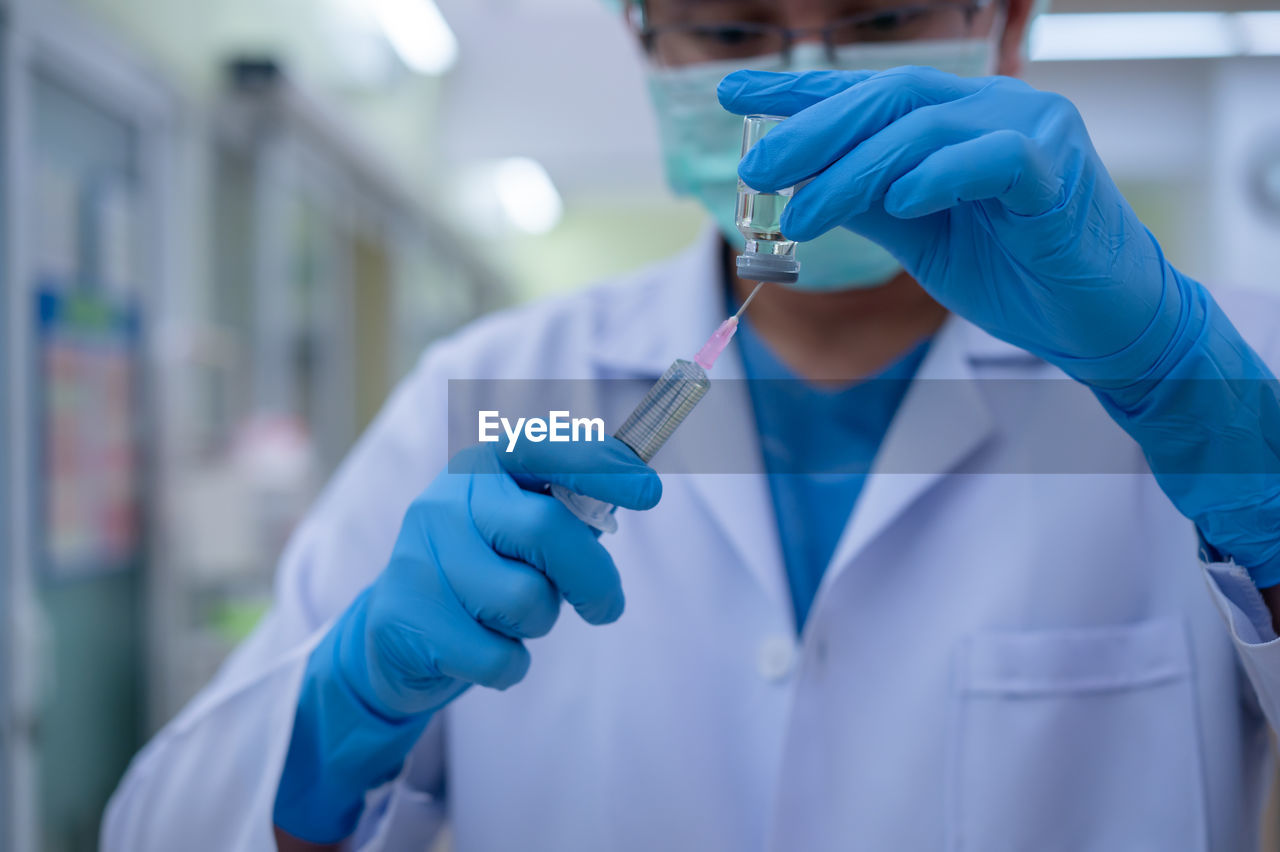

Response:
(1030, 12), (1280, 62)
(366, 0), (458, 75)
(493, 158), (564, 235)
(1241, 12), (1280, 56)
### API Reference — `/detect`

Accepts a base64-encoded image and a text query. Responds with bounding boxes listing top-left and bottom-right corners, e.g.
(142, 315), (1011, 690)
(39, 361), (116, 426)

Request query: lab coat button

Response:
(757, 636), (796, 682)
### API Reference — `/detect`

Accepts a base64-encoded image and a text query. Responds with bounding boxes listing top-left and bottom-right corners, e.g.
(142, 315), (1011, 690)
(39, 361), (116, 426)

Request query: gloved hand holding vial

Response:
(736, 114), (802, 285)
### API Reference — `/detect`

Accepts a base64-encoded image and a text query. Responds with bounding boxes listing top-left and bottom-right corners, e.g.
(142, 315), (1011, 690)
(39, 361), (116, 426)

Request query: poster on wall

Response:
(37, 289), (142, 578)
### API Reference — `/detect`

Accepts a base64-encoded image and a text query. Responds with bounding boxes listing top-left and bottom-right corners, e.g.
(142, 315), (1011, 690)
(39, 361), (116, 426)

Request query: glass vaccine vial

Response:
(736, 114), (801, 285)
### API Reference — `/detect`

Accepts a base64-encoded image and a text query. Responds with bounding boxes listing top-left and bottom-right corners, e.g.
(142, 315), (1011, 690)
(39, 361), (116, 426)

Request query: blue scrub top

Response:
(734, 314), (929, 634)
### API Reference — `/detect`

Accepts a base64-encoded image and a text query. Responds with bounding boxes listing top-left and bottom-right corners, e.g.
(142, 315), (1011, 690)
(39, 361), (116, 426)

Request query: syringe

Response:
(552, 282), (766, 533)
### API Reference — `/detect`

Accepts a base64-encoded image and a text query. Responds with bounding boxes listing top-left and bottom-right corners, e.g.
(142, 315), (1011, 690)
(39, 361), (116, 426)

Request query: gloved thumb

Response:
(498, 435), (662, 511)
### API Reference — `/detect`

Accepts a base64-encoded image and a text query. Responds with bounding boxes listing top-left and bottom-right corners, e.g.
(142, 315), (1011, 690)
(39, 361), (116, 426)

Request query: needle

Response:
(737, 280), (762, 319)
(694, 282), (769, 371)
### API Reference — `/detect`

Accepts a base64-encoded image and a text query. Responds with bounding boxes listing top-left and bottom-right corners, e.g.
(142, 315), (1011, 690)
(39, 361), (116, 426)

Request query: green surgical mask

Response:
(647, 38), (999, 292)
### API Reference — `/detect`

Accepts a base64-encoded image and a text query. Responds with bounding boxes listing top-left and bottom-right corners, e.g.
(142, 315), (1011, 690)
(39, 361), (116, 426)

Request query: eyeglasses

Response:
(634, 1), (993, 67)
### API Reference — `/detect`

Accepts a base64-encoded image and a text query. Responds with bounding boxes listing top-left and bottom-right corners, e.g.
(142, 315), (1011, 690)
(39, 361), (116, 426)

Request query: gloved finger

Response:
(427, 607), (532, 690)
(883, 129), (1066, 220)
(443, 536), (561, 640)
(838, 202), (934, 271)
(498, 435), (662, 511)
(717, 69), (875, 117)
(779, 97), (993, 240)
(389, 462), (557, 650)
(737, 66), (982, 193)
(471, 472), (626, 625)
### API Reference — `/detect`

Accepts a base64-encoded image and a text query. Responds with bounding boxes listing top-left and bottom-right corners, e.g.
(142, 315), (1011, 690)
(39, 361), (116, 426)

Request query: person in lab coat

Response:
(105, 1), (1280, 850)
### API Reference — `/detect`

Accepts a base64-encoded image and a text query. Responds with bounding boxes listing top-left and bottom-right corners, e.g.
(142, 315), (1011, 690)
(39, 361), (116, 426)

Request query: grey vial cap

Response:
(736, 251), (800, 285)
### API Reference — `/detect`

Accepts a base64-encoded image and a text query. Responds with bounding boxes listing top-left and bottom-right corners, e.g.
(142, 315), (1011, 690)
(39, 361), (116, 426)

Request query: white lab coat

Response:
(105, 230), (1280, 851)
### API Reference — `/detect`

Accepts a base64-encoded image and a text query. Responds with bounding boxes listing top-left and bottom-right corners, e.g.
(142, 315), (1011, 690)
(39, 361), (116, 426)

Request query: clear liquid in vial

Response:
(736, 182), (795, 247)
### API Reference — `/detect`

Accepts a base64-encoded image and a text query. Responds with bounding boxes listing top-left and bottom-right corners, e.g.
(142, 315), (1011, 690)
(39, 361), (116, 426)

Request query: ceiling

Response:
(57, 0), (1280, 206)
(433, 0), (659, 199)
(432, 0), (1280, 203)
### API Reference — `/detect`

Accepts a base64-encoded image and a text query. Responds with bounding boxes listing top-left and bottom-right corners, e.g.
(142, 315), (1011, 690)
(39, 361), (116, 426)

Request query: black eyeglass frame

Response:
(628, 0), (997, 65)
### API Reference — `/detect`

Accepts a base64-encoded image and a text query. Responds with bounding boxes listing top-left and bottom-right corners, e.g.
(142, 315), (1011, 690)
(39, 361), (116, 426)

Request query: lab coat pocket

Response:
(949, 618), (1206, 852)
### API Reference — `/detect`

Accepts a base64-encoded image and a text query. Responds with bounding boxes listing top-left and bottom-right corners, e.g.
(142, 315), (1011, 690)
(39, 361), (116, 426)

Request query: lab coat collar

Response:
(589, 226), (738, 380)
(963, 321), (1043, 365)
(815, 314), (1009, 626)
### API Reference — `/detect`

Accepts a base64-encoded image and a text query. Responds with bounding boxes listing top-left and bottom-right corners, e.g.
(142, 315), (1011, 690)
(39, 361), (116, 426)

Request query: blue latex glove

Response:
(720, 68), (1280, 586)
(274, 438), (661, 843)
(719, 67), (1192, 383)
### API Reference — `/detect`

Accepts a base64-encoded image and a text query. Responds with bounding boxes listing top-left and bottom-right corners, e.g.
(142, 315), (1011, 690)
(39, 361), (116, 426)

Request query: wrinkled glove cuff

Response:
(274, 593), (433, 844)
(1082, 277), (1280, 589)
(1055, 256), (1202, 394)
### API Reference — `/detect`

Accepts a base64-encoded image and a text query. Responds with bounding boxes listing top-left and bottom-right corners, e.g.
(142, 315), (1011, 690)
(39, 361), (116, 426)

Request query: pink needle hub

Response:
(693, 281), (766, 371)
(695, 317), (740, 370)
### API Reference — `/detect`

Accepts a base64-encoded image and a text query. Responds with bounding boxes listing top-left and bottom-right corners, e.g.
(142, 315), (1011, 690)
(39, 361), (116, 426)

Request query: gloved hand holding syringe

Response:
(553, 113), (799, 533)
(551, 280), (766, 534)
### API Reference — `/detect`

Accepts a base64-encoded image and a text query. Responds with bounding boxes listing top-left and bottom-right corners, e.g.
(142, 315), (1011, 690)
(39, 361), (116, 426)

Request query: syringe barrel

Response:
(615, 359), (711, 463)
(552, 359), (710, 534)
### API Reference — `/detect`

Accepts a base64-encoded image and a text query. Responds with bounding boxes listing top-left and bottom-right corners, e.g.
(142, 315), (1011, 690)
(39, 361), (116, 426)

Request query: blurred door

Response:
(27, 68), (147, 852)
(1, 15), (11, 851)
(353, 233), (392, 433)
(9, 7), (171, 846)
